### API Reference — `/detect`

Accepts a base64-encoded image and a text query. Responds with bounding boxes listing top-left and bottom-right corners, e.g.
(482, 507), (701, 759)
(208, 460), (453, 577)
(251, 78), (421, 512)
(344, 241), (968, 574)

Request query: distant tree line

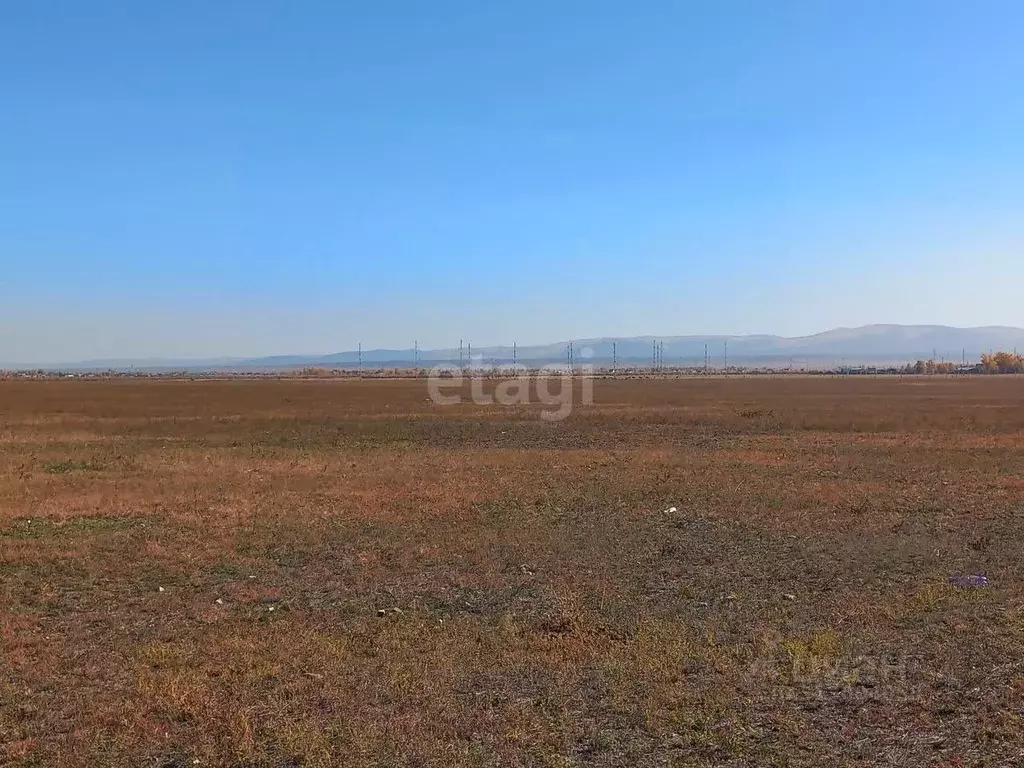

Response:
(980, 352), (1024, 374)
(904, 352), (1024, 375)
(906, 360), (958, 374)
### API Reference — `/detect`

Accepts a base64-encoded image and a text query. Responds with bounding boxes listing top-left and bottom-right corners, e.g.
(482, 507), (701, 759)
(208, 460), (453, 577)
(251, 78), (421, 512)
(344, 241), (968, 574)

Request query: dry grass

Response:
(2, 376), (1024, 766)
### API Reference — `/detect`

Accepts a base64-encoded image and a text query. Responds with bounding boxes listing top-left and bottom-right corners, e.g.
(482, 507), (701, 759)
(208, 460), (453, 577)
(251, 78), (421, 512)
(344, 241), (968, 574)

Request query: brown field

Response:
(2, 376), (1024, 767)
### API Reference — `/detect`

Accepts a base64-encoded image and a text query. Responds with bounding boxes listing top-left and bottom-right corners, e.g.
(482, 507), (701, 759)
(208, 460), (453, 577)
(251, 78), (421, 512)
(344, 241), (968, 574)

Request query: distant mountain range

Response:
(8, 325), (1024, 371)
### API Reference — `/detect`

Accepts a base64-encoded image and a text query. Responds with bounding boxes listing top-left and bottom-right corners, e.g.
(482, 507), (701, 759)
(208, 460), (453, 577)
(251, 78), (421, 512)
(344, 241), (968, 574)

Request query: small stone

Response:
(215, 598), (224, 605)
(783, 593), (796, 601)
(158, 587), (165, 593)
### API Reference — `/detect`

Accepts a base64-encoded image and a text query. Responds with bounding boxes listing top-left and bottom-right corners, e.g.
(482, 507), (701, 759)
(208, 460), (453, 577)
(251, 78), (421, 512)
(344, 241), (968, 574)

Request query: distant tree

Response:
(980, 352), (1024, 373)
(911, 359), (956, 374)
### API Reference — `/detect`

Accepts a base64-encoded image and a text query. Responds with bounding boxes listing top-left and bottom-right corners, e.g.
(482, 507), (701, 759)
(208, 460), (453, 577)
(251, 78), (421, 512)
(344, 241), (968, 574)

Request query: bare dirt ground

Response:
(2, 376), (1024, 767)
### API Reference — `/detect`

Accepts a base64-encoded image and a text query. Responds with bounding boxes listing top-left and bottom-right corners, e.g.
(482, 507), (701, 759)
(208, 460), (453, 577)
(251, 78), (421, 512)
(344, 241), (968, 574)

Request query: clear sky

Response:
(2, 0), (1022, 362)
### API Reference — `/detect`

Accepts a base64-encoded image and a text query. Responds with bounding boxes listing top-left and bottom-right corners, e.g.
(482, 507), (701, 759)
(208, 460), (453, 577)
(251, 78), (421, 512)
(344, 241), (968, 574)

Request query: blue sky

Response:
(2, 0), (1022, 362)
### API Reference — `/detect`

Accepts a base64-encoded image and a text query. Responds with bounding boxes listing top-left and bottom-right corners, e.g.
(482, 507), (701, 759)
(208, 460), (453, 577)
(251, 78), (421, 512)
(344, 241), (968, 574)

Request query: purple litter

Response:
(948, 574), (989, 589)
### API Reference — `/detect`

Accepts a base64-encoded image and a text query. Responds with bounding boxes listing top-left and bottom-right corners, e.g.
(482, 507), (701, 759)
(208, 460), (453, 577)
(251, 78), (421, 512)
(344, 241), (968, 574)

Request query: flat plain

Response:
(2, 376), (1024, 767)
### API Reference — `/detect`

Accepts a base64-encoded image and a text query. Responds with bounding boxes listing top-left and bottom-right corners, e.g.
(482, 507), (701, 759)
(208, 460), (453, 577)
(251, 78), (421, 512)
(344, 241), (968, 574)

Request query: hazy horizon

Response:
(4, 2), (1023, 363)
(6, 324), (1024, 368)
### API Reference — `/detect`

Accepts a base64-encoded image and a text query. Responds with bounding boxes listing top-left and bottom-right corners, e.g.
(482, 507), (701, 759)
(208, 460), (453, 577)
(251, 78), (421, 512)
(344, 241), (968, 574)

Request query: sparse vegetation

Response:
(2, 376), (1024, 766)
